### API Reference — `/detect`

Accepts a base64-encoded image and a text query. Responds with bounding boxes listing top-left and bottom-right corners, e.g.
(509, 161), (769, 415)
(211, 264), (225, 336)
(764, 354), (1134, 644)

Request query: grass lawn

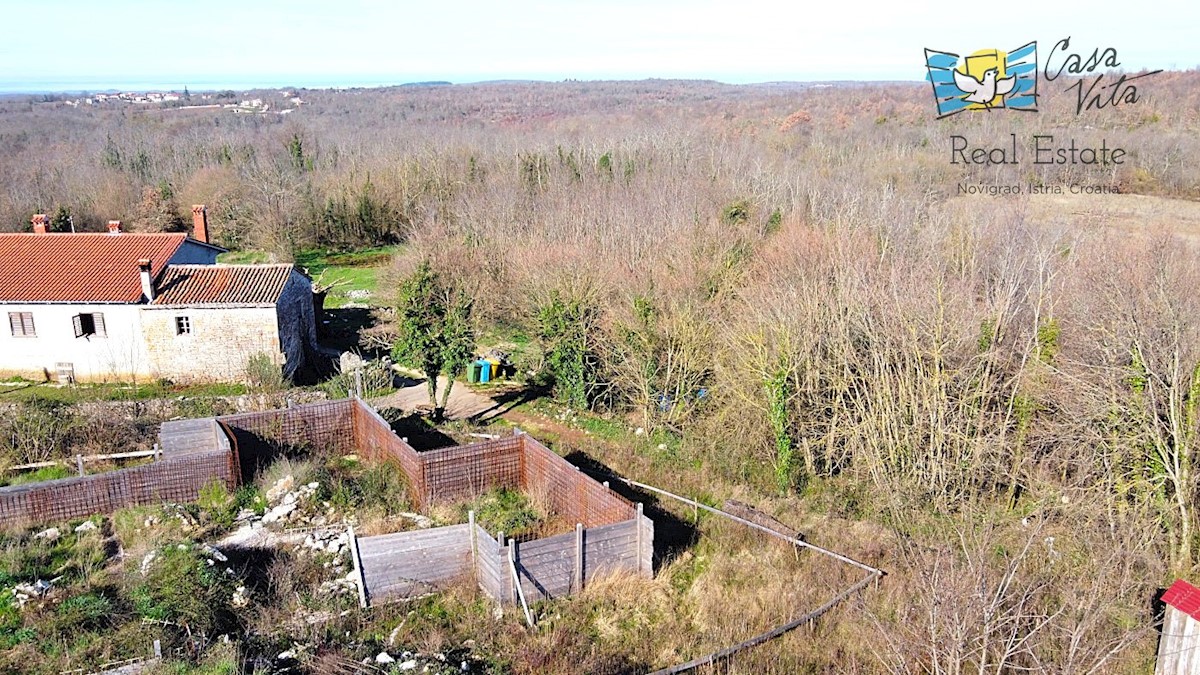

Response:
(219, 246), (400, 309)
(0, 380), (247, 404)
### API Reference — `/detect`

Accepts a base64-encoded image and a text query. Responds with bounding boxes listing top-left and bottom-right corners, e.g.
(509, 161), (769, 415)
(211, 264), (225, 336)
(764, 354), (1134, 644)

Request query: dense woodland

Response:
(3, 73), (1200, 672)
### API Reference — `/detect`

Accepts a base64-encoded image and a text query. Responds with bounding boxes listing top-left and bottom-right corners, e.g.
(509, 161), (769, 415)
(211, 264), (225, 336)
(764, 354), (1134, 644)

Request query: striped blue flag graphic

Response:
(925, 42), (1038, 118)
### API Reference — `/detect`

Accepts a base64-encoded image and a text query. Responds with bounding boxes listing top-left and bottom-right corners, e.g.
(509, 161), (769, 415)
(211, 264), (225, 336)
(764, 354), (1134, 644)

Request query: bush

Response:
(245, 352), (287, 392)
(463, 488), (542, 537)
(130, 544), (236, 633)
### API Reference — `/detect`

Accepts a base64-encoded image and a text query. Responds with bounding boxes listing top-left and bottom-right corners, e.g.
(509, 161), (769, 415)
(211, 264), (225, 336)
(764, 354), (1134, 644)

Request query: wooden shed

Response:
(1158, 579), (1200, 674)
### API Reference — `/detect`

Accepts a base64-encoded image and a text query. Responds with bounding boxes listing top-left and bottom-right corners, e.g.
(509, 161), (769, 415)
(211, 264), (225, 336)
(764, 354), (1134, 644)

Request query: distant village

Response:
(57, 89), (304, 115)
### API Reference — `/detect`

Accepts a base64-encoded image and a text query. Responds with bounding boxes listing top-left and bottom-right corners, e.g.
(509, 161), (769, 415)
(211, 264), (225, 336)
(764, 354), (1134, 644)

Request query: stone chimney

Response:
(191, 205), (208, 244)
(31, 214), (48, 234)
(107, 220), (122, 235)
(137, 259), (155, 302)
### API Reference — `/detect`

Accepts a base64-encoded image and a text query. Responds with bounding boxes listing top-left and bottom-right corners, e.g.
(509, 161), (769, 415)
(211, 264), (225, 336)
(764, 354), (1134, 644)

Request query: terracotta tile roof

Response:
(0, 233), (187, 303)
(152, 264), (296, 306)
(1164, 579), (1200, 621)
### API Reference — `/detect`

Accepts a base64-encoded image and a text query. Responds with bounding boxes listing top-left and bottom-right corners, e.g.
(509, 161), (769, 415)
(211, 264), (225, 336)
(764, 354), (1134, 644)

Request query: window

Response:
(175, 316), (192, 335)
(8, 312), (35, 337)
(72, 313), (106, 339)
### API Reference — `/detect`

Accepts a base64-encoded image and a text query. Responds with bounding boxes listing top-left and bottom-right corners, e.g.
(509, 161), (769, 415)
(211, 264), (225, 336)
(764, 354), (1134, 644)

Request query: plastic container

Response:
(468, 361), (482, 384)
(479, 360), (492, 383)
(487, 359), (503, 380)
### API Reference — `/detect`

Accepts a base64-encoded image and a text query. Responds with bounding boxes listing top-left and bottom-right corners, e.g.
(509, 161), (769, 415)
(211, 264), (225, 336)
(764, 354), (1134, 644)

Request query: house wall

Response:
(140, 305), (282, 382)
(169, 240), (221, 265)
(275, 270), (318, 379)
(0, 303), (151, 381)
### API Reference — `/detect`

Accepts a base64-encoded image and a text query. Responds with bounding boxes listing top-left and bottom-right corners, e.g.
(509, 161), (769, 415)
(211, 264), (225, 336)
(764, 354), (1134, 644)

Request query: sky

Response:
(0, 0), (1196, 91)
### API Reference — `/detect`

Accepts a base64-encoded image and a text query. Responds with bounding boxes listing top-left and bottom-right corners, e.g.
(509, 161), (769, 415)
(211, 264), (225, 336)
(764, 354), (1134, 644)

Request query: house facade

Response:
(0, 211), (319, 383)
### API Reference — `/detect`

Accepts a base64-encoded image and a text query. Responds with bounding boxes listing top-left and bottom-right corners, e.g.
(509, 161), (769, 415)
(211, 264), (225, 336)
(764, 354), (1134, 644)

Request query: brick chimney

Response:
(31, 214), (48, 234)
(137, 259), (155, 302)
(191, 205), (208, 244)
(107, 220), (122, 235)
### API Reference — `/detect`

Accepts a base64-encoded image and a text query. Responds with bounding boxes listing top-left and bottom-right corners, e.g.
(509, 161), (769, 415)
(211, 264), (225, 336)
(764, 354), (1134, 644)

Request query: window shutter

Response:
(18, 313), (34, 337)
(7, 313), (18, 336)
(72, 314), (84, 338)
(93, 313), (106, 337)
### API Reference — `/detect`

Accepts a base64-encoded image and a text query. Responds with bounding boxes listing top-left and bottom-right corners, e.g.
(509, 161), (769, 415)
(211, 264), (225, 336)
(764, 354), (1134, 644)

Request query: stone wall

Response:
(140, 305), (281, 383)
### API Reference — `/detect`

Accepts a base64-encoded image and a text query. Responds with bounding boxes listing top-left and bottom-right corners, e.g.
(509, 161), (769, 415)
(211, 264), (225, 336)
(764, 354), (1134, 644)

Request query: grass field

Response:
(219, 246), (401, 309)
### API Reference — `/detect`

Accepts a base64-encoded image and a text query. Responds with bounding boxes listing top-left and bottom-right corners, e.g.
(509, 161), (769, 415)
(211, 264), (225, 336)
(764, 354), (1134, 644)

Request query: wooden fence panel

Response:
(357, 524), (473, 603)
(474, 527), (504, 599)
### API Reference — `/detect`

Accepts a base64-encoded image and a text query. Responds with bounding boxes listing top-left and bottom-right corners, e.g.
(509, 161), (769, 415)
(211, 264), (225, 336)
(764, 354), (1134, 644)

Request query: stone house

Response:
(0, 209), (319, 383)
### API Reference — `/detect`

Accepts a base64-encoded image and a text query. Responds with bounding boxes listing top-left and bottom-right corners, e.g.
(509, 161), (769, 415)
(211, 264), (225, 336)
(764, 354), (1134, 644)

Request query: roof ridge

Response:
(169, 263), (294, 269)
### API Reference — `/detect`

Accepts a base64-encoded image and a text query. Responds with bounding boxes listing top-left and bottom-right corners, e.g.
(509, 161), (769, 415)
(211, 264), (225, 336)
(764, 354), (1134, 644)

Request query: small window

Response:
(175, 316), (192, 335)
(72, 313), (106, 339)
(8, 312), (35, 337)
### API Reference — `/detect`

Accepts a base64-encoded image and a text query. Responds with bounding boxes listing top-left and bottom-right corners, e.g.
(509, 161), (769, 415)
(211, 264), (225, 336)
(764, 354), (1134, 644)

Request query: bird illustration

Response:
(952, 67), (1016, 106)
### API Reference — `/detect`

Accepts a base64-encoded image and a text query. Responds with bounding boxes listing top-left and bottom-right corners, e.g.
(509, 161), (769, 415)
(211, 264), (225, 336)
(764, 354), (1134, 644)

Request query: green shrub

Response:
(464, 488), (541, 537)
(55, 593), (113, 631)
(130, 544), (235, 633)
(245, 352), (287, 392)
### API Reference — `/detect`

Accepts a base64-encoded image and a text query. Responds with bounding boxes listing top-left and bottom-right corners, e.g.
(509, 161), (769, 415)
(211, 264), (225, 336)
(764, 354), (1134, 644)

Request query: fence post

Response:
(355, 369), (363, 398)
(76, 454), (84, 477)
(153, 639), (161, 658)
(509, 537), (534, 627)
(468, 510), (477, 582)
(153, 442), (160, 461)
(574, 523), (583, 593)
(635, 503), (644, 576)
(348, 525), (368, 609)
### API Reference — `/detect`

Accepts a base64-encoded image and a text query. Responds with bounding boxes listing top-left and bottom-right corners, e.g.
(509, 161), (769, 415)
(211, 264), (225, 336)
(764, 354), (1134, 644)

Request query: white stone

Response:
(375, 652), (395, 665)
(398, 660), (418, 670)
(74, 521), (98, 533)
(277, 650), (295, 661)
(140, 551), (158, 576)
(261, 501), (297, 524)
(266, 475), (295, 503)
(33, 527), (60, 541)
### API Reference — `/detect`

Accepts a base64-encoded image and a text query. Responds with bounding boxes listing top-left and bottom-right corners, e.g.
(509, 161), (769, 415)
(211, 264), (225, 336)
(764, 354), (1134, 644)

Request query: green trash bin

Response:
(468, 361), (482, 384)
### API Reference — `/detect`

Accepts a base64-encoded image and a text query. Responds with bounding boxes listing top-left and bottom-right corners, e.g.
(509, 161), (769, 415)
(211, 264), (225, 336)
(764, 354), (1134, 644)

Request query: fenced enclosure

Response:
(0, 418), (237, 528)
(0, 396), (655, 610)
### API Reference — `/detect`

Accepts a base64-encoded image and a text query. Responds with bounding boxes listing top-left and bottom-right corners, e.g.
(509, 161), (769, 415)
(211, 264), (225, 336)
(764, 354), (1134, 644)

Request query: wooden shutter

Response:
(72, 314), (84, 338)
(9, 312), (34, 337)
(93, 313), (106, 337)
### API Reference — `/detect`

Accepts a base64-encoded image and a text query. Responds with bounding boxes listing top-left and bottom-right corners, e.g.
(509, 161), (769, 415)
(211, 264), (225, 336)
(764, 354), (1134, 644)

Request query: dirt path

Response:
(369, 376), (500, 420)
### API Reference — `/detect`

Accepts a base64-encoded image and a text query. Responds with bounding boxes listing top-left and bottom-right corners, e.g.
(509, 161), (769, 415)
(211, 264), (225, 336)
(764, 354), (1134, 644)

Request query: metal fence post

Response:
(636, 503), (644, 576)
(574, 523), (584, 593)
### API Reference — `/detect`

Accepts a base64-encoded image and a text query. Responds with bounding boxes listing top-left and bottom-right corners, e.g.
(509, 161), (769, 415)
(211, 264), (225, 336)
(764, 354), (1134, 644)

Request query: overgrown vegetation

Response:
(3, 76), (1200, 672)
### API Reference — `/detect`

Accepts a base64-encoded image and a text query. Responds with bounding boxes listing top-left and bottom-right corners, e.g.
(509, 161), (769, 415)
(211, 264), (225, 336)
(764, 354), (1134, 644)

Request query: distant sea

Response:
(0, 76), (443, 94)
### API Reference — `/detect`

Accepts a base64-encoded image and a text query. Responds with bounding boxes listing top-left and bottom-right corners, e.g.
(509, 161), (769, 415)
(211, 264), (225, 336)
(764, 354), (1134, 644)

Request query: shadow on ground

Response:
(469, 383), (547, 423)
(563, 450), (699, 570)
(381, 409), (458, 451)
